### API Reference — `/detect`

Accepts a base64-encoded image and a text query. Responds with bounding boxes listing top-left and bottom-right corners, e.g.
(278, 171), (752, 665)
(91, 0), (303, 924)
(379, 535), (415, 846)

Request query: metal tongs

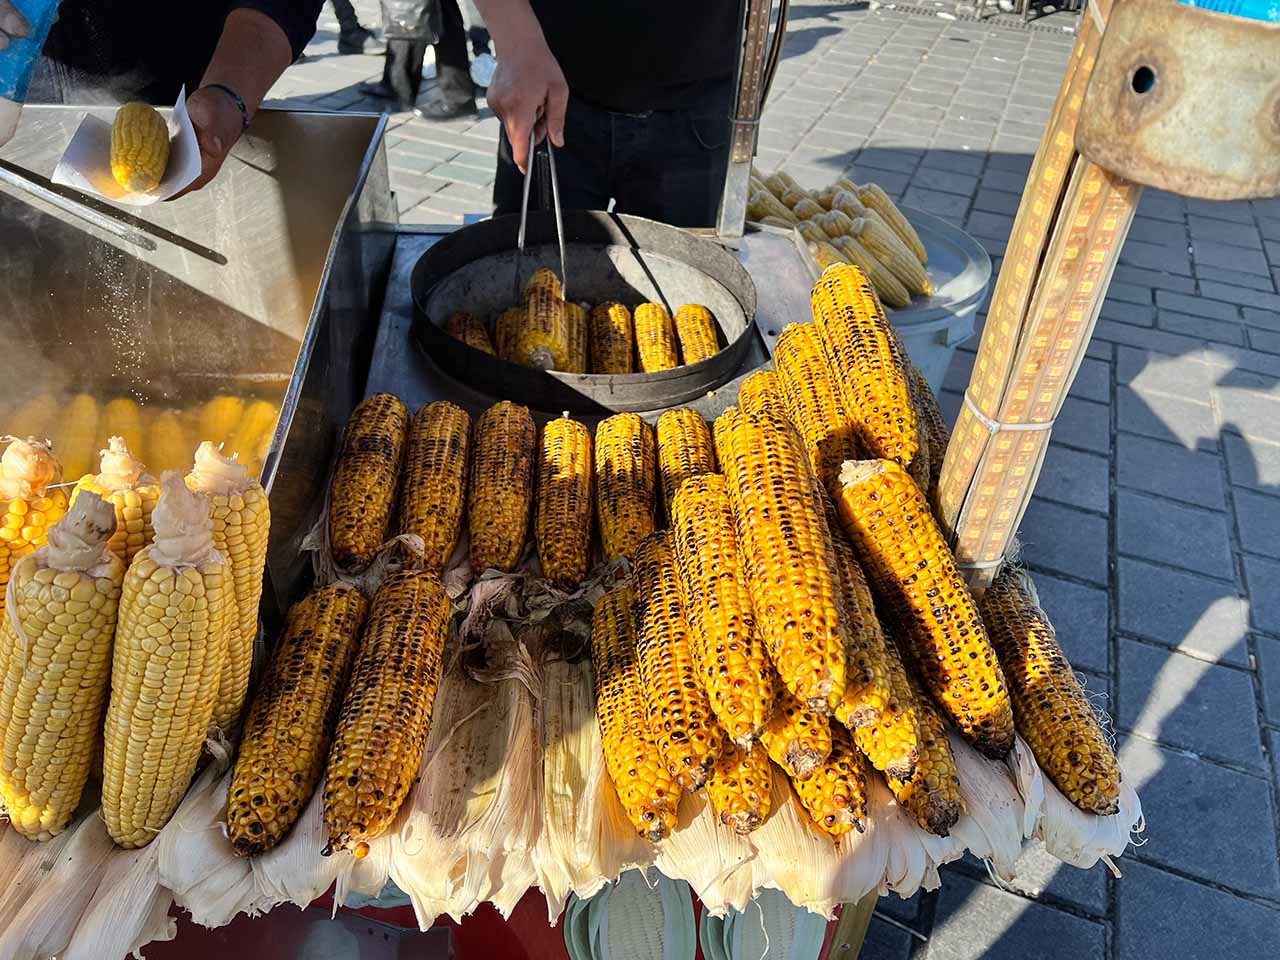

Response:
(513, 126), (568, 304)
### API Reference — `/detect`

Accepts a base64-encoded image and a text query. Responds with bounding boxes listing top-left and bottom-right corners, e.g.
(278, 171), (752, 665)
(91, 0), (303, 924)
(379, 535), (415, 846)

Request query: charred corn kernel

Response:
(0, 438), (69, 619)
(226, 401), (279, 474)
(885, 674), (964, 836)
(146, 409), (190, 475)
(398, 401), (471, 574)
(852, 631), (921, 781)
(762, 691), (831, 780)
(850, 217), (932, 297)
(590, 585), (679, 841)
(110, 102), (170, 193)
(0, 493), (124, 840)
(908, 365), (949, 506)
(515, 286), (569, 370)
(594, 413), (656, 563)
(101, 474), (231, 848)
(7, 392), (57, 443)
(808, 240), (849, 272)
(706, 740), (772, 835)
(187, 443), (271, 734)
(328, 393), (409, 571)
(857, 183), (928, 265)
(830, 190), (869, 221)
(589, 301), (635, 374)
(791, 724), (868, 836)
(797, 219), (830, 247)
(980, 568), (1121, 815)
(816, 209), (855, 238)
(102, 398), (146, 464)
(525, 267), (563, 300)
(736, 369), (788, 424)
(563, 302), (589, 373)
(791, 197), (824, 221)
(670, 474), (776, 749)
(834, 235), (912, 309)
(715, 407), (846, 715)
(656, 408), (715, 520)
(467, 400), (535, 573)
(836, 459), (1015, 758)
(673, 304), (719, 364)
(535, 416), (593, 588)
(812, 263), (927, 484)
(323, 570), (449, 858)
(748, 190), (798, 225)
(227, 584), (369, 856)
(828, 522), (892, 729)
(493, 306), (523, 360)
(56, 394), (101, 481)
(72, 436), (159, 565)
(634, 303), (680, 372)
(445, 311), (496, 355)
(763, 172), (799, 199)
(774, 322), (862, 494)
(198, 396), (244, 449)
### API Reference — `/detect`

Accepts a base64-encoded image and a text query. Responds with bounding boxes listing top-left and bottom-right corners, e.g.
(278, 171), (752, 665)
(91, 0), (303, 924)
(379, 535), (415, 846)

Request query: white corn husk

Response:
(335, 833), (396, 905)
(654, 792), (755, 917)
(594, 772), (662, 887)
(948, 731), (1030, 879)
(63, 842), (176, 960)
(251, 786), (344, 909)
(0, 819), (81, 931)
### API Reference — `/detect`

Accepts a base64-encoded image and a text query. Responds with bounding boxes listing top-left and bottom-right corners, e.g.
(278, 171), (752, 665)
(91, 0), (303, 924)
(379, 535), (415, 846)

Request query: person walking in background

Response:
(331, 0), (378, 53)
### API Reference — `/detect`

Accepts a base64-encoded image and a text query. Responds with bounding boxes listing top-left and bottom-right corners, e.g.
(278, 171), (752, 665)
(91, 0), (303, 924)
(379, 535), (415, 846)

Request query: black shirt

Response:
(531, 0), (742, 114)
(41, 1), (323, 104)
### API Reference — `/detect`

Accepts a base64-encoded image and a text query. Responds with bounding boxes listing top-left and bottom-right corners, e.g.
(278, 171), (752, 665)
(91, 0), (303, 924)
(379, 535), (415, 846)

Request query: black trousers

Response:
(492, 79), (735, 229)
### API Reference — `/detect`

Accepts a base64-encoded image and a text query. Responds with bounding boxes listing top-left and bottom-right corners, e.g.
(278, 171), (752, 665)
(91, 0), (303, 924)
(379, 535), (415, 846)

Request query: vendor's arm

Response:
(472, 0), (568, 173)
(176, 2), (323, 197)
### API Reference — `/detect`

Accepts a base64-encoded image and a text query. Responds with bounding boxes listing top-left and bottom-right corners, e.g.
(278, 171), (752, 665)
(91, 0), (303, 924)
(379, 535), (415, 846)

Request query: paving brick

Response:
(1028, 571), (1109, 674)
(1152, 290), (1239, 322)
(1232, 488), (1280, 562)
(1120, 238), (1192, 276)
(1242, 305), (1280, 333)
(1036, 445), (1109, 514)
(992, 842), (1107, 916)
(1117, 386), (1218, 451)
(1200, 281), (1280, 312)
(929, 873), (1105, 960)
(1062, 356), (1109, 404)
(1116, 346), (1226, 396)
(1197, 263), (1280, 293)
(965, 210), (1013, 241)
(1105, 280), (1154, 306)
(1118, 639), (1264, 769)
(1117, 558), (1250, 665)
(1249, 327), (1280, 355)
(1137, 191), (1186, 223)
(1117, 489), (1235, 581)
(1113, 265), (1197, 294)
(908, 165), (978, 196)
(859, 915), (913, 960)
(1118, 736), (1280, 897)
(1186, 197), (1255, 223)
(1127, 216), (1185, 247)
(1157, 309), (1246, 347)
(1116, 433), (1226, 510)
(1100, 298), (1155, 328)
(1053, 396), (1110, 454)
(1259, 635), (1280, 724)
(1222, 432), (1280, 491)
(1021, 499), (1109, 586)
(1118, 860), (1280, 960)
(1245, 554), (1280, 635)
(1216, 384), (1280, 445)
(902, 186), (970, 220)
(1188, 213), (1265, 249)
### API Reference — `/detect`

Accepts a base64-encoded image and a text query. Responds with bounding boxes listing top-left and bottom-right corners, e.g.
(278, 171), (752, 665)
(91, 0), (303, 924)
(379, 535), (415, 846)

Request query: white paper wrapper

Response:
(51, 87), (202, 206)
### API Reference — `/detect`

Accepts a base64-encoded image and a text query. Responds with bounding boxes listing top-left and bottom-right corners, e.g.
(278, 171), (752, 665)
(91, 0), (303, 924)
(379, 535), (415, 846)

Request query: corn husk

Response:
(251, 786), (344, 909)
(654, 792), (755, 917)
(63, 843), (176, 960)
(0, 817), (81, 932)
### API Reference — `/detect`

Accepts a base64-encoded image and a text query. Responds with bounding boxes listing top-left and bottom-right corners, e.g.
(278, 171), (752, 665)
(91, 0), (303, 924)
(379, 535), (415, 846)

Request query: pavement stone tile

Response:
(1105, 280), (1154, 306)
(1069, 356), (1111, 404)
(1243, 306), (1280, 333)
(1118, 639), (1264, 769)
(1117, 860), (1280, 960)
(1137, 191), (1186, 223)
(902, 186), (970, 220)
(1200, 281), (1280, 312)
(1186, 198), (1256, 224)
(876, 890), (922, 924)
(429, 162), (493, 188)
(1117, 386), (1218, 452)
(1117, 558), (1250, 665)
(1036, 445), (1109, 514)
(859, 916), (913, 960)
(1100, 298), (1155, 328)
(1027, 571), (1109, 674)
(1116, 433), (1226, 510)
(1244, 555), (1280, 634)
(910, 166), (979, 196)
(1234, 488), (1280, 561)
(986, 152), (1032, 175)
(967, 185), (1017, 218)
(1113, 266), (1197, 295)
(1262, 216), (1280, 241)
(1216, 385), (1280, 445)
(1154, 292), (1239, 325)
(1259, 635), (1280, 724)
(1196, 263), (1280, 292)
(1222, 432), (1280, 491)
(1118, 736), (1280, 898)
(1117, 489), (1235, 581)
(1127, 216), (1185, 247)
(1053, 396), (1111, 454)
(1156, 309), (1246, 347)
(1189, 214), (1266, 249)
(958, 843), (1108, 916)
(1120, 239), (1193, 276)
(965, 210), (1014, 241)
(1116, 346), (1226, 396)
(919, 150), (984, 176)
(1021, 499), (1109, 586)
(1249, 328), (1280, 356)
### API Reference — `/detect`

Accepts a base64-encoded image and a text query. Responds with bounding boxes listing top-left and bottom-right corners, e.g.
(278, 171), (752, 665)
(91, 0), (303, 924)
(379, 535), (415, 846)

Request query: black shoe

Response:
(339, 26), (376, 55)
(414, 97), (479, 121)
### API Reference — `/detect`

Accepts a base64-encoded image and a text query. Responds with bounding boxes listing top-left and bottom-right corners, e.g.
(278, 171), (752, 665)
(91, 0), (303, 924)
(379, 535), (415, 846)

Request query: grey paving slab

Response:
(1028, 571), (1109, 674)
(1223, 432), (1280, 492)
(1100, 298), (1155, 328)
(1113, 265), (1198, 295)
(1201, 281), (1280, 312)
(1194, 240), (1273, 277)
(1117, 386), (1219, 452)
(1154, 289), (1241, 322)
(1117, 489), (1236, 581)
(1216, 384), (1280, 445)
(1116, 433), (1226, 511)
(1117, 557), (1250, 665)
(1259, 635), (1280, 725)
(860, 915), (914, 960)
(1245, 554), (1280, 635)
(1052, 396), (1111, 455)
(1233, 488), (1280, 561)
(1118, 639), (1264, 769)
(1021, 499), (1109, 586)
(1036, 445), (1109, 514)
(1249, 327), (1280, 355)
(1157, 309), (1246, 347)
(1197, 262), (1280, 292)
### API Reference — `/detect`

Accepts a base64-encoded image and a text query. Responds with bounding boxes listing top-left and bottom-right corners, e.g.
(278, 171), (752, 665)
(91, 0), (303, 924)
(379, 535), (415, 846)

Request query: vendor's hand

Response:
(169, 85), (246, 199)
(0, 0), (30, 50)
(485, 34), (568, 173)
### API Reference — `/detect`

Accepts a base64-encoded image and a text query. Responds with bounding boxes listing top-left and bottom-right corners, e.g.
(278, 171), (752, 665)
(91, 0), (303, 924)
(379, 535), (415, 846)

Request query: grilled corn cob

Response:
(0, 492), (123, 840)
(762, 692), (831, 779)
(468, 400), (535, 572)
(198, 396), (244, 450)
(634, 303), (680, 372)
(589, 302), (635, 374)
(535, 416), (593, 588)
(445, 311), (497, 355)
(852, 632), (921, 781)
(563, 302), (589, 373)
(748, 190), (798, 225)
(979, 568), (1120, 815)
(56, 393), (101, 481)
(72, 437), (159, 566)
(715, 407), (846, 715)
(791, 724), (868, 836)
(849, 217), (932, 297)
(328, 393), (409, 571)
(7, 392), (57, 443)
(673, 304), (719, 364)
(525, 267), (563, 300)
(833, 235), (912, 309)
(110, 102), (170, 193)
(656, 408), (715, 520)
(323, 570), (449, 857)
(493, 306), (523, 360)
(398, 401), (471, 574)
(885, 673), (964, 836)
(101, 473), (231, 847)
(828, 523), (892, 729)
(227, 584), (369, 856)
(908, 365), (949, 505)
(836, 459), (1014, 758)
(101, 398), (146, 463)
(187, 442), (272, 734)
(590, 585), (679, 841)
(146, 409), (189, 474)
(1, 438), (69, 620)
(791, 197), (824, 222)
(808, 240), (849, 272)
(706, 740), (772, 835)
(736, 369), (788, 424)
(594, 413), (656, 563)
(515, 285), (569, 370)
(857, 183), (928, 265)
(226, 400), (279, 476)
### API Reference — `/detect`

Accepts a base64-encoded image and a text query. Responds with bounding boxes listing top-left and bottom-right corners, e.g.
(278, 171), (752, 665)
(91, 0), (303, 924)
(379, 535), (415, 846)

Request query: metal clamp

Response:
(513, 126), (568, 303)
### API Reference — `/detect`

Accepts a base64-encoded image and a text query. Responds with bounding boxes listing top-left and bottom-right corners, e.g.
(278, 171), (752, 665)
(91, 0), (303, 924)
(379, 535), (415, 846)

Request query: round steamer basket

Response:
(411, 211), (758, 415)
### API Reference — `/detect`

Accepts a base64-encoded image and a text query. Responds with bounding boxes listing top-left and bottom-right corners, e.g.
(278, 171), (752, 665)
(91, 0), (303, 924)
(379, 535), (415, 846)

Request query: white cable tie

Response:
(1088, 0), (1107, 35)
(956, 556), (1007, 570)
(963, 390), (1056, 435)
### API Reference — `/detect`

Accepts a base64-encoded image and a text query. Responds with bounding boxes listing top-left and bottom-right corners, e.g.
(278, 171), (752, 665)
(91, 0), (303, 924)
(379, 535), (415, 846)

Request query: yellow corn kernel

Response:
(225, 400), (279, 476)
(908, 365), (949, 507)
(7, 392), (57, 443)
(762, 691), (831, 780)
(72, 436), (160, 566)
(852, 631), (922, 782)
(55, 393), (101, 481)
(734, 369), (787, 426)
(673, 304), (719, 365)
(857, 183), (928, 264)
(197, 396), (244, 450)
(398, 401), (472, 574)
(828, 521), (892, 729)
(110, 102), (170, 193)
(515, 286), (569, 370)
(816, 209), (855, 238)
(525, 267), (563, 301)
(706, 739), (772, 835)
(563, 302), (589, 373)
(791, 197), (824, 222)
(594, 412), (656, 563)
(634, 303), (680, 372)
(101, 398), (146, 465)
(748, 190), (798, 224)
(885, 673), (964, 836)
(833, 234), (912, 309)
(535, 416), (593, 588)
(808, 239), (850, 272)
(764, 171), (801, 199)
(0, 438), (70, 620)
(796, 219), (829, 247)
(812, 185), (838, 210)
(849, 216), (932, 297)
(445, 311), (497, 355)
(656, 407), (715, 520)
(831, 189), (869, 221)
(792, 724), (869, 836)
(328, 393), (409, 572)
(589, 301), (635, 374)
(467, 400), (536, 573)
(493, 306), (523, 360)
(146, 409), (190, 475)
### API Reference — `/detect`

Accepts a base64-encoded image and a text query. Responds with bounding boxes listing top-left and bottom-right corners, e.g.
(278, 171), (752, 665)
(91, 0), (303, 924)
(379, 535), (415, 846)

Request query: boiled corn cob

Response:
(227, 584), (369, 856)
(796, 220), (830, 247)
(834, 235), (912, 309)
(146, 409), (189, 474)
(836, 459), (1015, 758)
(830, 190), (868, 222)
(525, 267), (563, 300)
(101, 473), (231, 847)
(187, 442), (271, 735)
(834, 177), (860, 196)
(398, 401), (471, 574)
(56, 393), (101, 481)
(852, 632), (921, 781)
(594, 412), (656, 563)
(735, 369), (788, 424)
(808, 240), (849, 272)
(656, 407), (715, 520)
(791, 724), (868, 836)
(828, 522), (892, 729)
(323, 570), (449, 858)
(1, 438), (69, 620)
(850, 217), (932, 297)
(110, 102), (170, 193)
(673, 304), (719, 364)
(198, 396), (244, 450)
(779, 187), (810, 210)
(468, 400), (536, 572)
(101, 397), (146, 463)
(493, 306), (523, 360)
(812, 185), (838, 210)
(857, 183), (928, 265)
(7, 392), (57, 443)
(535, 416), (593, 588)
(979, 568), (1120, 815)
(634, 303), (680, 372)
(0, 492), (123, 840)
(515, 285), (569, 370)
(715, 407), (846, 715)
(563, 302), (589, 373)
(908, 365), (950, 505)
(72, 436), (159, 566)
(756, 215), (796, 229)
(445, 311), (497, 355)
(816, 209), (855, 238)
(748, 190), (798, 225)
(791, 197), (824, 222)
(706, 739), (772, 835)
(589, 301), (635, 374)
(328, 393), (409, 571)
(226, 400), (279, 475)
(762, 691), (831, 780)
(590, 584), (679, 841)
(885, 673), (964, 836)
(764, 171), (801, 199)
